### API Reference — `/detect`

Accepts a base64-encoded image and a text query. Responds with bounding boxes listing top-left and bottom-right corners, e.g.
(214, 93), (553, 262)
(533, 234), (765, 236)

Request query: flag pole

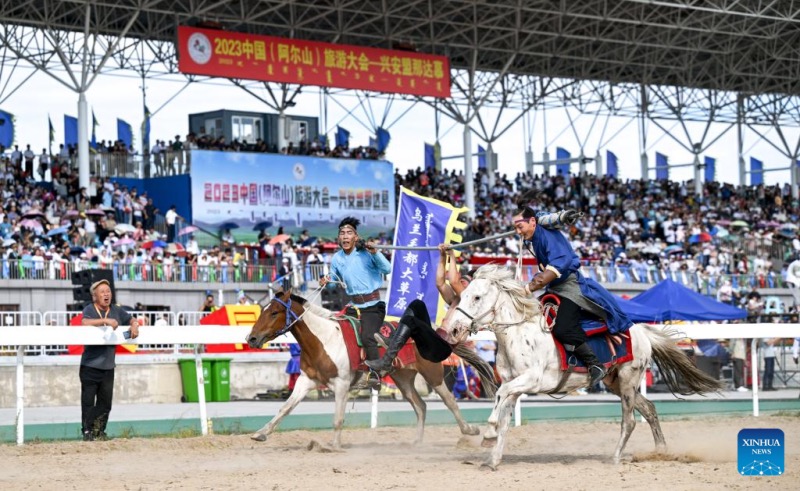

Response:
(376, 230), (516, 251)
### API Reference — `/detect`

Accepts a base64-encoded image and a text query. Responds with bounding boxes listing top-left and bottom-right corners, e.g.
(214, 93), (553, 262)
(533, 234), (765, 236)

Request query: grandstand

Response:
(0, 2), (799, 447)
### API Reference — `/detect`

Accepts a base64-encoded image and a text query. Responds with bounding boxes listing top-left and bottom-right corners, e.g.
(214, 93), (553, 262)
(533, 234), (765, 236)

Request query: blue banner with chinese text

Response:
(386, 187), (467, 324)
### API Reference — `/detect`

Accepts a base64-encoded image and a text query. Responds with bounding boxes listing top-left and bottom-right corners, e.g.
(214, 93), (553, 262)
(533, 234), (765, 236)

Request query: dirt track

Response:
(0, 414), (797, 490)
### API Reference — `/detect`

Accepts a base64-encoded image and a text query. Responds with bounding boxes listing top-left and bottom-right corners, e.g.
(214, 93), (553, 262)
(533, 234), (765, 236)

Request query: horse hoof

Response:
(250, 433), (267, 442)
(480, 461), (498, 471)
(462, 425), (480, 436)
(481, 437), (497, 448)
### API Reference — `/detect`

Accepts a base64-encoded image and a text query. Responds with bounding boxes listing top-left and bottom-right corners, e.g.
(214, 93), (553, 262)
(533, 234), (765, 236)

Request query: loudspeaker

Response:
(71, 269), (116, 304)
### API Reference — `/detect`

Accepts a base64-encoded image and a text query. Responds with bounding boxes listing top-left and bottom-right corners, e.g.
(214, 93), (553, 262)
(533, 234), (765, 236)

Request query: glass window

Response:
(232, 116), (260, 144)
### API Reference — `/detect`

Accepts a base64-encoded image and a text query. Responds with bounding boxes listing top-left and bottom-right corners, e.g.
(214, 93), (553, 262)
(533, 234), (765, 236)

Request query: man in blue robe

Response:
(512, 205), (633, 386)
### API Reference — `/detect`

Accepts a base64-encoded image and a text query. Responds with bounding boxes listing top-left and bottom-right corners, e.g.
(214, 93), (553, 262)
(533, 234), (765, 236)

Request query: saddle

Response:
(540, 294), (633, 373)
(334, 309), (417, 372)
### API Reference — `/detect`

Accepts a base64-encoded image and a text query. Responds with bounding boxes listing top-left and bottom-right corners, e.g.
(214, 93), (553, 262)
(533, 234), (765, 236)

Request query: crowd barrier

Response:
(0, 257), (789, 296)
(1, 323), (798, 446)
(0, 259), (328, 285)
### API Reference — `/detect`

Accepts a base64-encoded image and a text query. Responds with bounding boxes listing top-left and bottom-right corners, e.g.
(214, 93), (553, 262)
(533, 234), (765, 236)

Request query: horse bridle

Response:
(455, 291), (529, 334)
(270, 296), (302, 336)
(455, 305), (497, 335)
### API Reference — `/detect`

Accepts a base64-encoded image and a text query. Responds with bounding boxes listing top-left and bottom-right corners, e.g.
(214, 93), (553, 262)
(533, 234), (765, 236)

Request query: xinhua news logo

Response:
(738, 428), (784, 476)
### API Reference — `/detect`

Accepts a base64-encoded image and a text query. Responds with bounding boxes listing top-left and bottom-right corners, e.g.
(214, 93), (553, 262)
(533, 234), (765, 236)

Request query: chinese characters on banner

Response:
(177, 26), (451, 98)
(386, 187), (467, 324)
(190, 150), (396, 241)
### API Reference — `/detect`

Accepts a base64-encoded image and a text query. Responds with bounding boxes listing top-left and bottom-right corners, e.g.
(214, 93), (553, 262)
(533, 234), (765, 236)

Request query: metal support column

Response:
(542, 149), (550, 176)
(525, 148), (534, 175)
(693, 152), (703, 197)
(463, 126), (475, 218)
(595, 150), (603, 176)
(737, 96), (746, 186)
(579, 152), (587, 176)
(278, 110), (288, 152)
(78, 92), (90, 190)
(639, 85), (649, 180)
(487, 142), (496, 188)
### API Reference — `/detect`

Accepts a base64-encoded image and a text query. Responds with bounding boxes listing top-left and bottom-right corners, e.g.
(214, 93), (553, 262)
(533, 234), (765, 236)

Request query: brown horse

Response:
(246, 290), (496, 449)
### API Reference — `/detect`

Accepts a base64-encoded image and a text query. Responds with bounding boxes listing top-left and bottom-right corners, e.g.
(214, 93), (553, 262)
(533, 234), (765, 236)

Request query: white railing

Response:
(1, 322), (797, 446)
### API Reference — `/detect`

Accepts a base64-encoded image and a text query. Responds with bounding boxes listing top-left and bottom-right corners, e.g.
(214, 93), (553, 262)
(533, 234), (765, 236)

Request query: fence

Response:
(0, 259), (327, 286)
(1, 322), (797, 445)
(0, 255), (785, 295)
(5, 311), (191, 356)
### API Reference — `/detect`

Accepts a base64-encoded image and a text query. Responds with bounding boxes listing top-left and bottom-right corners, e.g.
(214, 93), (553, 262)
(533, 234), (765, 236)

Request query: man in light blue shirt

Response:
(320, 216), (391, 390)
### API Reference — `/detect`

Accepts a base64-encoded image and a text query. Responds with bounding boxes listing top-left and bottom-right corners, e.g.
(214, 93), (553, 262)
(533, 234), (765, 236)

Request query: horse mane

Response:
(472, 264), (542, 317)
(288, 293), (337, 319)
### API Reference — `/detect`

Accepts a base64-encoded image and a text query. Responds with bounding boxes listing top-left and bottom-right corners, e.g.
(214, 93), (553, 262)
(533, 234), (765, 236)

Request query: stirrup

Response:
(374, 333), (389, 349)
(354, 370), (382, 390)
(365, 358), (394, 376)
(588, 365), (606, 386)
(366, 370), (382, 390)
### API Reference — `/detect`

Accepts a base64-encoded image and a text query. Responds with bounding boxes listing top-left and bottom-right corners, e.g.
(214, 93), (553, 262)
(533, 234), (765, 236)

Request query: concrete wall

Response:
(0, 356), (290, 408)
(0, 280), (276, 315)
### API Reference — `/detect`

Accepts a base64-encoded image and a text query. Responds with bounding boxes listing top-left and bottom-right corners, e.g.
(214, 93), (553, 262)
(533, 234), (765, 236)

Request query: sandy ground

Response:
(0, 415), (797, 490)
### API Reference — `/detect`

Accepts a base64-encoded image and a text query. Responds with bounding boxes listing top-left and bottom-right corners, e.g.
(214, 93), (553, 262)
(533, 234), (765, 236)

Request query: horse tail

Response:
(644, 325), (725, 396)
(452, 343), (497, 398)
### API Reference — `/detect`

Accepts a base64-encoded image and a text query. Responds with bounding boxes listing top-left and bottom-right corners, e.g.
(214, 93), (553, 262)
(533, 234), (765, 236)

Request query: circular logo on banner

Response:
(187, 33), (212, 65)
(293, 163), (306, 181)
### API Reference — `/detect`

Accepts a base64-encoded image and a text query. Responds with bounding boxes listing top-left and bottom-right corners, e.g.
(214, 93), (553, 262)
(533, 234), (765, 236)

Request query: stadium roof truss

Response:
(3, 0), (800, 193)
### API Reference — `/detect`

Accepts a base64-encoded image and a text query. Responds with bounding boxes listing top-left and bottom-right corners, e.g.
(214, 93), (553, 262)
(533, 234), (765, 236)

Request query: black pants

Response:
(552, 295), (587, 348)
(763, 356), (775, 388)
(354, 302), (385, 361)
(80, 365), (115, 435)
(401, 299), (452, 363)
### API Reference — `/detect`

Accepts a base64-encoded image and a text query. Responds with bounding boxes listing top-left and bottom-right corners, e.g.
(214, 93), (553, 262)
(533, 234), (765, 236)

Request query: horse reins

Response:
(271, 296), (301, 336)
(456, 292), (530, 334)
(266, 278), (337, 336)
(455, 305), (497, 334)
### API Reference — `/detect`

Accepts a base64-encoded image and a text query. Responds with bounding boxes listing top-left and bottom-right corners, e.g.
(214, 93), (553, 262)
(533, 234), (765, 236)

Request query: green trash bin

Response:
(178, 359), (212, 403)
(210, 358), (232, 402)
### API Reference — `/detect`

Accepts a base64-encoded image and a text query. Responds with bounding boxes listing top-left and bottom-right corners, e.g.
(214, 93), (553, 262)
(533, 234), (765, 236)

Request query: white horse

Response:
(246, 290), (496, 449)
(441, 265), (723, 469)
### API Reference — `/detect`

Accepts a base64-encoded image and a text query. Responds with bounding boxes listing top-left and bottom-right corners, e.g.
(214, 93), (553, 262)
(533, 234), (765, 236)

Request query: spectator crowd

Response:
(395, 167), (800, 297)
(4, 133), (800, 299)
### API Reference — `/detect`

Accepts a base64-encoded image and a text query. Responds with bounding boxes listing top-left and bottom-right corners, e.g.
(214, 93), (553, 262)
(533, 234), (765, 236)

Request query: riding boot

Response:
(573, 343), (606, 386)
(365, 322), (413, 375)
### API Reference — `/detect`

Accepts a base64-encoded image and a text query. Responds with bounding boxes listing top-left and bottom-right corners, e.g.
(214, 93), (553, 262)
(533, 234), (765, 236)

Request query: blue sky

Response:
(3, 66), (800, 187)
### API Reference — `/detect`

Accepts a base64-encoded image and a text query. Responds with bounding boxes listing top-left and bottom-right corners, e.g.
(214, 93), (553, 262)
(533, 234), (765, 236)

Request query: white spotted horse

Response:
(442, 265), (723, 469)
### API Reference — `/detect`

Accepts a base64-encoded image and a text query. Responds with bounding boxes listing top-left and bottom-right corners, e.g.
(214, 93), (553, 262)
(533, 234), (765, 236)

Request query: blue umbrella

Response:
(46, 226), (70, 237)
(219, 222), (240, 230)
(69, 246), (85, 256)
(253, 221), (273, 231)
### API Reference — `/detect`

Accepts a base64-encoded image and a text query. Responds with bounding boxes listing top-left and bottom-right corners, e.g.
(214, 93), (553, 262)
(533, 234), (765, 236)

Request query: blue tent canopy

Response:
(614, 295), (655, 321)
(618, 278), (747, 322)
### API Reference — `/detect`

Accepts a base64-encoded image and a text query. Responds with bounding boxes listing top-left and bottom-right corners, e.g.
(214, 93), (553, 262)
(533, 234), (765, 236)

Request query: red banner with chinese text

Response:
(177, 26), (450, 98)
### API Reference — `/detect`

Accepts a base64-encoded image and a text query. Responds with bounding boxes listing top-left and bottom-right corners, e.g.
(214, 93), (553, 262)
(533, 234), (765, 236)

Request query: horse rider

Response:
(366, 209), (575, 376)
(319, 216), (391, 390)
(512, 201), (634, 386)
(366, 244), (470, 375)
